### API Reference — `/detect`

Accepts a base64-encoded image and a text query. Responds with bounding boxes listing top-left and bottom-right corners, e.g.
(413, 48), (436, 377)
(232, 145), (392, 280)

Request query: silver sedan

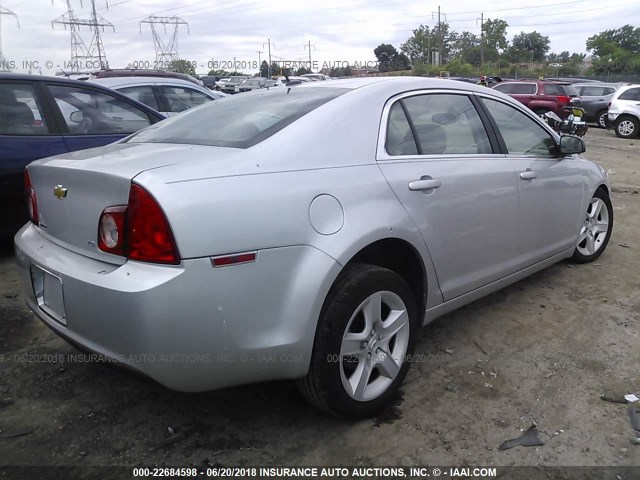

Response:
(15, 77), (613, 418)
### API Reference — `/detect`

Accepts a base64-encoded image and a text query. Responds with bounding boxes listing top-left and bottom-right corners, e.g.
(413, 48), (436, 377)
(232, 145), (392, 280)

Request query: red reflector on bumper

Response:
(211, 252), (257, 267)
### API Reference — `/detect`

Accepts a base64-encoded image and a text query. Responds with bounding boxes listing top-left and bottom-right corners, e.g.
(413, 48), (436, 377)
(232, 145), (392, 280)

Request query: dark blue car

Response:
(0, 73), (164, 237)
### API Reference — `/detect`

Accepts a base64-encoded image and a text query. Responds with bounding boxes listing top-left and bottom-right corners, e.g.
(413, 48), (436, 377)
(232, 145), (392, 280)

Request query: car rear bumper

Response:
(14, 223), (341, 391)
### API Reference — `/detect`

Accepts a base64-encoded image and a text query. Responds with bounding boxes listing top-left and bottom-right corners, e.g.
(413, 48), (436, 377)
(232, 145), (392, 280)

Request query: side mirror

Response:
(559, 135), (586, 155)
(69, 111), (83, 123)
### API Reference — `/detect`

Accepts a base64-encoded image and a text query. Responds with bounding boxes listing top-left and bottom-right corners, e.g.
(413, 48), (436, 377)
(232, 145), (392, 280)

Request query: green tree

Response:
(343, 65), (353, 76)
(295, 66), (312, 75)
(259, 60), (269, 77)
(483, 18), (509, 52)
(401, 25), (433, 64)
(270, 62), (280, 76)
(508, 31), (550, 62)
(374, 43), (398, 72)
(586, 25), (640, 73)
(168, 59), (196, 76)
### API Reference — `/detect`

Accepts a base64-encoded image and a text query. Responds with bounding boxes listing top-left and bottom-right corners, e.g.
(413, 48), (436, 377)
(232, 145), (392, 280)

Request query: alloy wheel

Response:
(618, 119), (636, 137)
(339, 291), (410, 402)
(577, 197), (610, 256)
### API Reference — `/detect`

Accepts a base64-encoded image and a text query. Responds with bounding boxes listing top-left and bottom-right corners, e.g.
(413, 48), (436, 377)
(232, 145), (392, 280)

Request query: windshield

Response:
(128, 87), (348, 148)
(243, 79), (261, 86)
(228, 78), (246, 84)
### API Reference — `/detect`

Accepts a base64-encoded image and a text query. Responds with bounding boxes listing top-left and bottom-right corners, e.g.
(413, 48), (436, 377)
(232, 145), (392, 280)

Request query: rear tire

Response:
(534, 108), (549, 123)
(614, 116), (639, 138)
(297, 263), (418, 418)
(596, 109), (607, 129)
(570, 189), (613, 264)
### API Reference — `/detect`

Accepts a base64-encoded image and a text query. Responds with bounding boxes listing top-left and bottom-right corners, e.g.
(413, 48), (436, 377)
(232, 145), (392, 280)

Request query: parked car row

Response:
(491, 78), (639, 137)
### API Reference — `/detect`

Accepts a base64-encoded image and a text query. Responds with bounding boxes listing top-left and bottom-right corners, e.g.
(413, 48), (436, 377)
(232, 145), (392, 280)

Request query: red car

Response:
(492, 80), (581, 118)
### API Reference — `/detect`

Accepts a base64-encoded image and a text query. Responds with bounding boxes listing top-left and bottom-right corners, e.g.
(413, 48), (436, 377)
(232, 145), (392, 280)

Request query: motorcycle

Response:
(544, 106), (588, 137)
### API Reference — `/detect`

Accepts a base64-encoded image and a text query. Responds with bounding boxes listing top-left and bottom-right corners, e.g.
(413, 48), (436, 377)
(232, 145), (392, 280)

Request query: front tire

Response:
(297, 264), (418, 418)
(614, 116), (639, 138)
(570, 189), (613, 263)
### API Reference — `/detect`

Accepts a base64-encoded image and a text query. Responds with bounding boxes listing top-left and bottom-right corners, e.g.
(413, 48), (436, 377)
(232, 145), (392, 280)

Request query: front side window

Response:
(129, 87), (348, 148)
(398, 94), (492, 155)
(481, 97), (556, 157)
(0, 83), (48, 135)
(158, 86), (212, 113)
(48, 84), (152, 135)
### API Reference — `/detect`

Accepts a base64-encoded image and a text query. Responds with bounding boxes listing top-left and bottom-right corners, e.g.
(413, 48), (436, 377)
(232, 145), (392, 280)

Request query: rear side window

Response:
(580, 86), (611, 97)
(385, 94), (492, 156)
(512, 83), (537, 94)
(157, 86), (212, 113)
(129, 87), (348, 148)
(619, 88), (640, 101)
(0, 83), (48, 135)
(545, 84), (578, 96)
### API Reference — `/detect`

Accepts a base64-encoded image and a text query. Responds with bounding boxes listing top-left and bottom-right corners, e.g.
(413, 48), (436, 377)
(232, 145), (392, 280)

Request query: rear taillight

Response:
(25, 170), (38, 225)
(97, 184), (180, 265)
(127, 184), (179, 265)
(98, 206), (127, 255)
(557, 95), (571, 104)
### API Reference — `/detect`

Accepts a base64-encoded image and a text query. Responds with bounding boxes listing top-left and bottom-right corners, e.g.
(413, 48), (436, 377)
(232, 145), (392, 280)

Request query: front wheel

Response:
(570, 189), (613, 263)
(614, 116), (639, 138)
(297, 264), (418, 418)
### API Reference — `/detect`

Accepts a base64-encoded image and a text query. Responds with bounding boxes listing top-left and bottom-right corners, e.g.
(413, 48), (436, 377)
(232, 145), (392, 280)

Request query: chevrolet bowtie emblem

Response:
(53, 185), (68, 199)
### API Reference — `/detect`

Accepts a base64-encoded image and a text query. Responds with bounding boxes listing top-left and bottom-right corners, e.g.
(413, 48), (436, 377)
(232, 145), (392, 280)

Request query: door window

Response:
(117, 86), (159, 111)
(481, 98), (557, 157)
(493, 83), (515, 94)
(48, 84), (152, 135)
(396, 94), (492, 155)
(0, 83), (48, 135)
(619, 88), (640, 101)
(158, 86), (212, 113)
(385, 102), (417, 156)
(512, 83), (537, 94)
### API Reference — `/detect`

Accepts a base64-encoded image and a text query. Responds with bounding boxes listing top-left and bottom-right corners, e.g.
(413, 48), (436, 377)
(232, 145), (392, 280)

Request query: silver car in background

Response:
(88, 77), (224, 117)
(15, 78), (613, 418)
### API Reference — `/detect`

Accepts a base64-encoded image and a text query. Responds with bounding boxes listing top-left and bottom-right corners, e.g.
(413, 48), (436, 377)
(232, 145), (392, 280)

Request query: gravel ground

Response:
(0, 127), (638, 474)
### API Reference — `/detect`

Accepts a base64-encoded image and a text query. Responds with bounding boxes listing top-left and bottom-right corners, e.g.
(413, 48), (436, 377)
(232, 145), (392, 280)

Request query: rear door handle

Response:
(409, 178), (441, 191)
(520, 170), (537, 180)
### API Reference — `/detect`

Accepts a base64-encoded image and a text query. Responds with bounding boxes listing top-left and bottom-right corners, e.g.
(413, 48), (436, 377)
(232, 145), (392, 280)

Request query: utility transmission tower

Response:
(52, 0), (113, 72)
(263, 38), (274, 77)
(431, 6), (447, 67)
(0, 4), (19, 72)
(140, 15), (189, 67)
(476, 13), (484, 66)
(304, 40), (315, 70)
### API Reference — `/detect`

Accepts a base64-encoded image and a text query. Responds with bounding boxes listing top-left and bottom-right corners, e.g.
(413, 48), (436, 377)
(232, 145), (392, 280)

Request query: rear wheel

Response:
(534, 108), (550, 123)
(596, 109), (608, 129)
(570, 189), (613, 264)
(297, 264), (418, 418)
(614, 116), (639, 138)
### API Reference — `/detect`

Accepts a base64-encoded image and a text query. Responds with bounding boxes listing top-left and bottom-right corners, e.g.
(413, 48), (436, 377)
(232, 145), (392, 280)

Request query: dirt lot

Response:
(0, 127), (639, 473)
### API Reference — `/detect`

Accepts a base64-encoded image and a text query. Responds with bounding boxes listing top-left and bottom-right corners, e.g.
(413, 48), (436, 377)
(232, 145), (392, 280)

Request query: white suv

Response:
(607, 84), (640, 138)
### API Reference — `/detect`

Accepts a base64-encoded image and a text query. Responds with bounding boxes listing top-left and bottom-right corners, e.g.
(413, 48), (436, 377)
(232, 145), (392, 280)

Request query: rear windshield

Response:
(127, 87), (348, 148)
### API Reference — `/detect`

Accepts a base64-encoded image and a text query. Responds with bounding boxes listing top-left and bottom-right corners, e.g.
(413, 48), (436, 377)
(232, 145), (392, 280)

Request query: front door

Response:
(377, 92), (520, 301)
(478, 96), (584, 267)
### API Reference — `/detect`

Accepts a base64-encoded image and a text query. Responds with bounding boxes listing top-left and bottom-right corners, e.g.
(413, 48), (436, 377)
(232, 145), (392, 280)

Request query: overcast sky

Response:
(1, 0), (639, 74)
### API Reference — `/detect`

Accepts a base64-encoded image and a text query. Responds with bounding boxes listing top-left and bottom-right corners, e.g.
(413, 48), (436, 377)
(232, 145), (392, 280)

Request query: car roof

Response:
(0, 72), (96, 84)
(573, 82), (620, 88)
(87, 76), (207, 89)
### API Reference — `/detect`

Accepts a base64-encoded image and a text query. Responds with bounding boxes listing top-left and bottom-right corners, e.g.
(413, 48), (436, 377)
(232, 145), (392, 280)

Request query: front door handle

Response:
(520, 170), (537, 180)
(409, 178), (441, 191)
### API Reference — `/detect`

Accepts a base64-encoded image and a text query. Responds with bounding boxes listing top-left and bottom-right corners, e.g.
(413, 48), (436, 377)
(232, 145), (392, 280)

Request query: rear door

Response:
(0, 80), (67, 234)
(509, 82), (538, 109)
(477, 95), (584, 266)
(43, 82), (155, 152)
(377, 91), (520, 301)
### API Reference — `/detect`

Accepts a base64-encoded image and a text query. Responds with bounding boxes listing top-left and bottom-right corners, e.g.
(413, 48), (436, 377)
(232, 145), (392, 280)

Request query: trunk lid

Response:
(27, 142), (207, 263)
